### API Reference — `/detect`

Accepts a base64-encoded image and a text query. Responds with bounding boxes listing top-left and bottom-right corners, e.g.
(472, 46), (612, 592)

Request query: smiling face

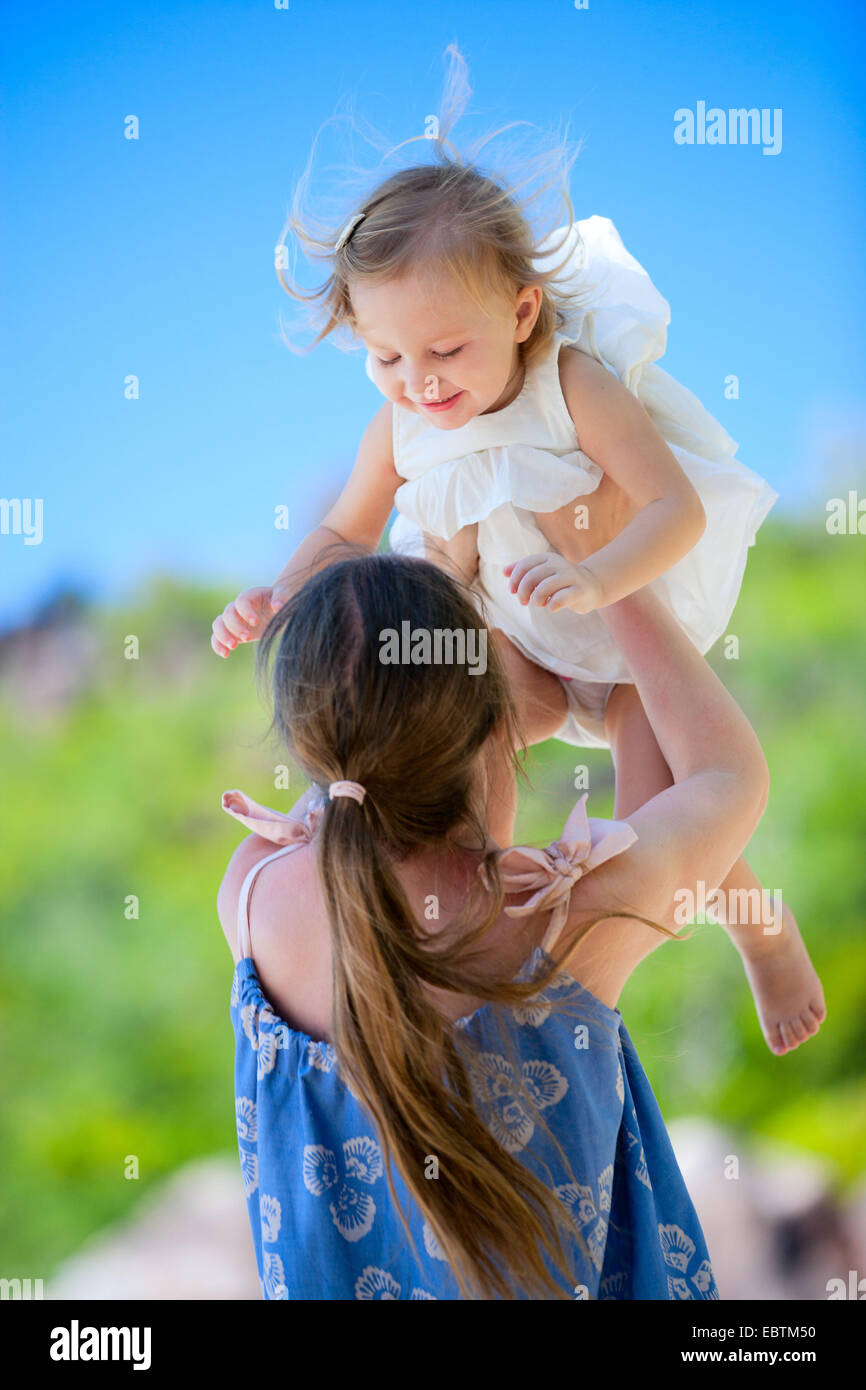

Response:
(350, 263), (542, 428)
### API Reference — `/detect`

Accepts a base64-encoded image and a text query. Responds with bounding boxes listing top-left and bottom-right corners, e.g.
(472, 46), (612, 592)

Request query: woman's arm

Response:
(553, 348), (706, 608)
(556, 586), (769, 1005)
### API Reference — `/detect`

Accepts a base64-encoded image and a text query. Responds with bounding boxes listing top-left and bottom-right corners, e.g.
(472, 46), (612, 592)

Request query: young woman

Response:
(217, 548), (769, 1300)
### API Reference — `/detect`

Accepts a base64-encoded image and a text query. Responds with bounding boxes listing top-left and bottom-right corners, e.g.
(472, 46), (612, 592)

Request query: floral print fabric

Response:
(230, 948), (719, 1300)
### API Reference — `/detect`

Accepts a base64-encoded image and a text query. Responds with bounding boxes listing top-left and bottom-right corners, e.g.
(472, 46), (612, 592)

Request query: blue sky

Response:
(1, 0), (864, 631)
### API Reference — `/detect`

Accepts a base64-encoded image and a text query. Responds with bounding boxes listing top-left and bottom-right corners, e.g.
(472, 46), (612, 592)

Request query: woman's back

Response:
(221, 793), (549, 1042)
(223, 791), (719, 1301)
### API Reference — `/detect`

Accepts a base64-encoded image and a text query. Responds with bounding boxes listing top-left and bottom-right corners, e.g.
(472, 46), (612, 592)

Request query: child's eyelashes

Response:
(376, 347), (463, 367)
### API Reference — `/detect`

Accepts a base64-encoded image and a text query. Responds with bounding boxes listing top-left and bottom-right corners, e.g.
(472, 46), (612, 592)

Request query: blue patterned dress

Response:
(223, 788), (719, 1301)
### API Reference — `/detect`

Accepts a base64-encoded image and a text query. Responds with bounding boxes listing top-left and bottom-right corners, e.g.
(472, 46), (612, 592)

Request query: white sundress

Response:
(365, 216), (778, 749)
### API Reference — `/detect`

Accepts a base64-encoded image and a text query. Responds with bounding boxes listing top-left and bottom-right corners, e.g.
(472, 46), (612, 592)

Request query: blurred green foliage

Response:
(0, 520), (864, 1277)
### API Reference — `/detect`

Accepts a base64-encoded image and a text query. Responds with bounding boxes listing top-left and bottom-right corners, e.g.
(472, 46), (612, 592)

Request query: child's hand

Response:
(211, 585), (289, 658)
(503, 554), (603, 615)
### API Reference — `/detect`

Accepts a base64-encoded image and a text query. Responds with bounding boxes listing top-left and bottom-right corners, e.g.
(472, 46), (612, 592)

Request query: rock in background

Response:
(670, 1118), (866, 1301)
(45, 1156), (260, 1300)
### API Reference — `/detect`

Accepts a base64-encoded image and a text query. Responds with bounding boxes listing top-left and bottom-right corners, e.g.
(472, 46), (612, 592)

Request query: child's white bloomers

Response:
(365, 217), (778, 749)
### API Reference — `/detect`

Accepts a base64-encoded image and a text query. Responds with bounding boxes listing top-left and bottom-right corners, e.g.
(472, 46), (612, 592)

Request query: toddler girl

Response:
(212, 112), (824, 1060)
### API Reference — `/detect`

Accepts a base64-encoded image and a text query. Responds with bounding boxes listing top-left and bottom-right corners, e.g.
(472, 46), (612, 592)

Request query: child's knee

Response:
(423, 526), (479, 585)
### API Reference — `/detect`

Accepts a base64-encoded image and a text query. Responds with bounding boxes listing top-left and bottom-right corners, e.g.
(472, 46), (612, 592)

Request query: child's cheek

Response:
(372, 368), (398, 402)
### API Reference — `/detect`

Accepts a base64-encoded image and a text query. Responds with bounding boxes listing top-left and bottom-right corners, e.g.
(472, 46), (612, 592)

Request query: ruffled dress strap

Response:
(534, 215), (671, 394)
(538, 218), (747, 466)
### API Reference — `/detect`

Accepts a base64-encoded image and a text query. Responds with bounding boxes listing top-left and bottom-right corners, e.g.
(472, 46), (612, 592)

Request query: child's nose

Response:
(404, 363), (433, 399)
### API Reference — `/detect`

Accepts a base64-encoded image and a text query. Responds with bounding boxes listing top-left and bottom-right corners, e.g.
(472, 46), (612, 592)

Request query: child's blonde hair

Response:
(275, 43), (599, 367)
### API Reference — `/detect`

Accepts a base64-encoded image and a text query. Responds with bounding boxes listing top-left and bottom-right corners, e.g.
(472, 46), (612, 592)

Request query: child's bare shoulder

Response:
(557, 341), (615, 397)
(556, 341), (640, 445)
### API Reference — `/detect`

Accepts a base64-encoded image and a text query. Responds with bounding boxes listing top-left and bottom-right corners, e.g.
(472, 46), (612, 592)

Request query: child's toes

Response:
(766, 1024), (787, 1055)
(788, 1016), (811, 1045)
(801, 1008), (822, 1036)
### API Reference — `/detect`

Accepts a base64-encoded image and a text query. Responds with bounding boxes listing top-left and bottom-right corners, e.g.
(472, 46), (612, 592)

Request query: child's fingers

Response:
(234, 598), (260, 626)
(221, 604), (257, 640)
(211, 619), (237, 657)
(212, 586), (279, 656)
(528, 572), (573, 607)
(546, 588), (580, 612)
(234, 587), (273, 626)
(504, 553), (553, 592)
(514, 560), (558, 606)
(547, 581), (595, 614)
(212, 614), (240, 650)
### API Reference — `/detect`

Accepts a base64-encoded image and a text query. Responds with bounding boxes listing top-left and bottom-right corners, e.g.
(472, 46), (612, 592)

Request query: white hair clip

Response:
(335, 211), (366, 252)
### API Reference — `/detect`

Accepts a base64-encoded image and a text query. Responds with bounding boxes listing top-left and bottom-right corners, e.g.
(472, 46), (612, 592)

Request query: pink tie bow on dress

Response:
(221, 789), (324, 845)
(491, 793), (639, 952)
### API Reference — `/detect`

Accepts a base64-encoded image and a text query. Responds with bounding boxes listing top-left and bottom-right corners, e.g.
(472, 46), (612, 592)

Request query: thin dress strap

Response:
(236, 843), (307, 962)
(222, 788), (322, 962)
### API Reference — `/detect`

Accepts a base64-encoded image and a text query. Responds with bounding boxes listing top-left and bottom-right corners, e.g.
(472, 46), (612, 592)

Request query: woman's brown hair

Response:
(256, 549), (676, 1300)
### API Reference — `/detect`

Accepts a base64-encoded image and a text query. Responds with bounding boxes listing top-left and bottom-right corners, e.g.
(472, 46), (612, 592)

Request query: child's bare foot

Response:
(736, 903), (826, 1056)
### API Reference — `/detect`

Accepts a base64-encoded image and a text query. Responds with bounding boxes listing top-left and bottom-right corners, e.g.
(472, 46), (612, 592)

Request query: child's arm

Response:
(527, 348), (706, 612)
(212, 401), (401, 656)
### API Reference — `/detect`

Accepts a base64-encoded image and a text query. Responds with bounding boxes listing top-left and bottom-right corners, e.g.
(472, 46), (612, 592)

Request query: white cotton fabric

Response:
(365, 216), (778, 746)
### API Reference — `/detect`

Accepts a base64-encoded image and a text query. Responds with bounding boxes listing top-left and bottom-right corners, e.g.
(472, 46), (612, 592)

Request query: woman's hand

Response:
(211, 585), (290, 658)
(504, 553), (604, 614)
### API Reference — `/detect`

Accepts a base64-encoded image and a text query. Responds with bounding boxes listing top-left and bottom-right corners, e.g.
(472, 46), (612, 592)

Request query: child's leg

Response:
(415, 525), (560, 845)
(417, 525), (568, 845)
(604, 683), (826, 1056)
(421, 525), (479, 587)
(708, 855), (826, 1055)
(480, 631), (568, 849)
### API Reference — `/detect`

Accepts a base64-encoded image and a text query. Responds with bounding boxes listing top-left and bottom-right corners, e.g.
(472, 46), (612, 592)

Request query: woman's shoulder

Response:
(217, 827), (319, 966)
(221, 828), (336, 1039)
